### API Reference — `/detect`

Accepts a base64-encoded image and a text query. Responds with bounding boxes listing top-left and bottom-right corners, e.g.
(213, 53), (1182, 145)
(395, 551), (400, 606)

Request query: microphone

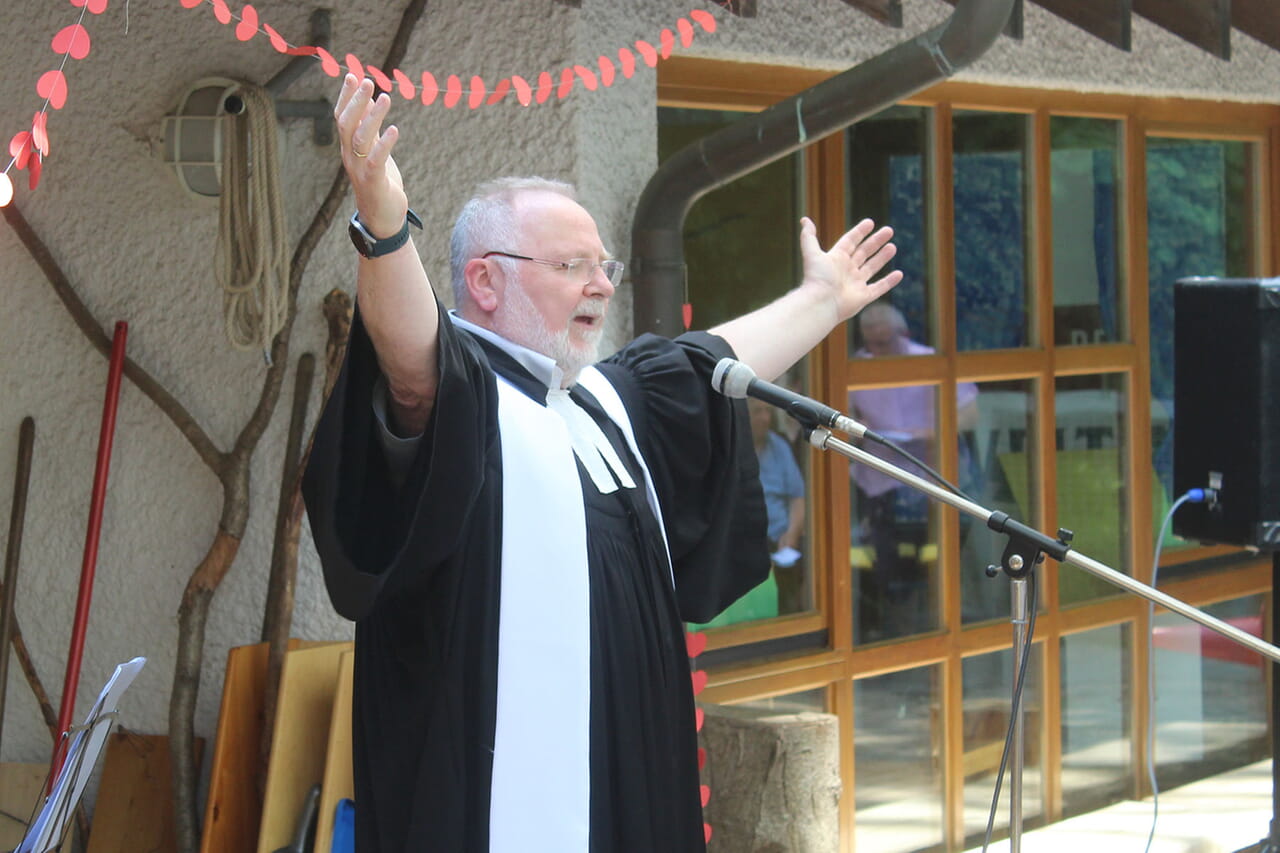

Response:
(712, 358), (868, 438)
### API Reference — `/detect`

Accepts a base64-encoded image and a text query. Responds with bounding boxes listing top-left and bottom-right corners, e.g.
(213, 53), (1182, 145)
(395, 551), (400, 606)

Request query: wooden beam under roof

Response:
(838, 0), (903, 28)
(705, 0), (758, 16)
(1030, 0), (1131, 50)
(1132, 0), (1230, 60)
(1233, 0), (1280, 51)
(938, 0), (1023, 40)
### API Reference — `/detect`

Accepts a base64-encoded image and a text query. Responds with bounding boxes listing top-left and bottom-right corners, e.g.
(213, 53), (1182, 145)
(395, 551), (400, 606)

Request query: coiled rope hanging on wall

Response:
(215, 82), (289, 359)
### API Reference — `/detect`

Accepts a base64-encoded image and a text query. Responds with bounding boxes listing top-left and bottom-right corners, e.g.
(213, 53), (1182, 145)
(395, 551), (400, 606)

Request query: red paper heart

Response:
(368, 65), (393, 93)
(535, 71), (553, 104)
(393, 68), (415, 100)
(682, 303), (693, 330)
(677, 18), (695, 48)
(697, 747), (706, 770)
(0, 173), (13, 207)
(660, 28), (675, 59)
(635, 40), (658, 68)
(690, 9), (716, 32)
(345, 54), (364, 80)
(315, 47), (340, 77)
(179, 0), (202, 9)
(574, 65), (598, 91)
(685, 631), (706, 658)
(691, 669), (708, 695)
(511, 75), (531, 106)
(420, 72), (438, 105)
(703, 823), (713, 843)
(695, 707), (704, 731)
(70, 0), (110, 15)
(467, 75), (486, 109)
(598, 56), (616, 88)
(37, 70), (68, 109)
(211, 0), (231, 25)
(618, 47), (636, 79)
(235, 5), (258, 41)
(31, 112), (49, 157)
(700, 784), (710, 807)
(444, 75), (462, 108)
(557, 67), (574, 100)
(486, 78), (511, 105)
(262, 23), (288, 53)
(9, 132), (32, 169)
(51, 25), (91, 60)
(27, 154), (42, 191)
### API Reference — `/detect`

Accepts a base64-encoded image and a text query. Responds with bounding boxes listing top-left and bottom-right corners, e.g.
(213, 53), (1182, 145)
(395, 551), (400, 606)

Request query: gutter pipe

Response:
(631, 0), (1016, 336)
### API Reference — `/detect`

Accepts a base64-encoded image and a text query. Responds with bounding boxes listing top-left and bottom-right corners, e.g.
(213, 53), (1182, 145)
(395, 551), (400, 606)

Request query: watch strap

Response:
(350, 208), (423, 258)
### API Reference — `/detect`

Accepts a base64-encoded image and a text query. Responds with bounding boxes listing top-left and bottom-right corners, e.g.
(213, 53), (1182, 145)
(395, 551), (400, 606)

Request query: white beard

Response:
(497, 275), (605, 386)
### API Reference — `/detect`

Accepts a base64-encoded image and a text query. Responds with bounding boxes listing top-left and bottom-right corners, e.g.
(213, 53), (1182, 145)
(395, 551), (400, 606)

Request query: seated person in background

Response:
(749, 397), (807, 614)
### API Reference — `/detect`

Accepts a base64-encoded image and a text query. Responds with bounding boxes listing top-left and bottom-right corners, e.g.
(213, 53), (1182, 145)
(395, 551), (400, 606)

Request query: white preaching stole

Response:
(488, 366), (672, 853)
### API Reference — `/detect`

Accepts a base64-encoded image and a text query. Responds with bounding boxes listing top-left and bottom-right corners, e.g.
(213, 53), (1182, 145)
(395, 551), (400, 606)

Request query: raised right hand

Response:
(335, 73), (408, 239)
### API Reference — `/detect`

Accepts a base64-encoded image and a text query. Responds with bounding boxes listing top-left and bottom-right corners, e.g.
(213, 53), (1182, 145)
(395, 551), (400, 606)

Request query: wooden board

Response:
(256, 642), (352, 853)
(87, 731), (201, 853)
(200, 639), (326, 853)
(200, 642), (269, 853)
(0, 762), (72, 852)
(313, 649), (354, 853)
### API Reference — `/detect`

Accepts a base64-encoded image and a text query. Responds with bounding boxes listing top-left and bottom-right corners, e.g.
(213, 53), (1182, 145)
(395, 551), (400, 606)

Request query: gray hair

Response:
(449, 176), (577, 309)
(858, 301), (908, 335)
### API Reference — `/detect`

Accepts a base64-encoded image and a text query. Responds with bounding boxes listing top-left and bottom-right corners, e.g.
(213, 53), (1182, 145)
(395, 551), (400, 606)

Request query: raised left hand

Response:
(798, 216), (903, 321)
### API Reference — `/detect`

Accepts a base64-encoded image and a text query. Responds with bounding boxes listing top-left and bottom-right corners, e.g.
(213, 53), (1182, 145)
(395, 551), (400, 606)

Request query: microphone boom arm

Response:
(812, 426), (1280, 664)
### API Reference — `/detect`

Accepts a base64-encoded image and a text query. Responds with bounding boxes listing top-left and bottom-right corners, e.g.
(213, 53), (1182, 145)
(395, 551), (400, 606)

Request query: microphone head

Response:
(711, 357), (755, 399)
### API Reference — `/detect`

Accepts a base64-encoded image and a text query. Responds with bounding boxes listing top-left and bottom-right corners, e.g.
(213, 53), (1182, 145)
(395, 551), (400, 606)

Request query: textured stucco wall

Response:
(0, 0), (1276, 820)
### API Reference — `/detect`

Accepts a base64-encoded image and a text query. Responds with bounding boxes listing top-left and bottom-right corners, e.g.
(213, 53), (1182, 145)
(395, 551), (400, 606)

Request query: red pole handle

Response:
(51, 320), (127, 786)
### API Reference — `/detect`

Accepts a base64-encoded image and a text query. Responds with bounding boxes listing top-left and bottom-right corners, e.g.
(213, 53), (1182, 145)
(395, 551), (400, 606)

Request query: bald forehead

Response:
(511, 190), (608, 258)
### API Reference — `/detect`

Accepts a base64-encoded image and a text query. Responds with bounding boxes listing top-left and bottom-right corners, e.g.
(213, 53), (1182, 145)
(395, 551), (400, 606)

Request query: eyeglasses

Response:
(482, 251), (625, 287)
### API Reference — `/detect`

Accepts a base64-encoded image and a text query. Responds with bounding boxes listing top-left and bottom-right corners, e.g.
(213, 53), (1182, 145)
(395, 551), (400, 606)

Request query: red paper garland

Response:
(2, 1), (720, 206)
(2, 0), (104, 200)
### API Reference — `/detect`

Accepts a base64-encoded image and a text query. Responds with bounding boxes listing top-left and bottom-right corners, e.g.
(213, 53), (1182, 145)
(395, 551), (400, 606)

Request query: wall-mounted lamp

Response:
(159, 10), (332, 199)
(161, 77), (239, 200)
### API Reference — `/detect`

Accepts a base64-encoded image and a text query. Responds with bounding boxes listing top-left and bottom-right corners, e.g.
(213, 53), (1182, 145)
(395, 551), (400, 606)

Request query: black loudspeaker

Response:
(1172, 277), (1280, 550)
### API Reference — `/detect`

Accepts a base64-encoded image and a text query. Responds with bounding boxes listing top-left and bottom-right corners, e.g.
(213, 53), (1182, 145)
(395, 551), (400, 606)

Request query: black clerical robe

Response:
(302, 307), (769, 853)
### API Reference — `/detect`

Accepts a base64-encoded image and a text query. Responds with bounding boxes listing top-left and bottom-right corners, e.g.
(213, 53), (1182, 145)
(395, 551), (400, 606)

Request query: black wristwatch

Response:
(348, 209), (423, 258)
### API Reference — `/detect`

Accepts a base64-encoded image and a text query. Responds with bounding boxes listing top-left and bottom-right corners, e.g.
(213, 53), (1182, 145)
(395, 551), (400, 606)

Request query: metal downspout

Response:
(631, 0), (1016, 336)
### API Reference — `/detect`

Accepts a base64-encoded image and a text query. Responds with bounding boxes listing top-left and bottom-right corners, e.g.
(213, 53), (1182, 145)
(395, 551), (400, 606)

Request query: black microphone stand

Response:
(805, 424), (1280, 852)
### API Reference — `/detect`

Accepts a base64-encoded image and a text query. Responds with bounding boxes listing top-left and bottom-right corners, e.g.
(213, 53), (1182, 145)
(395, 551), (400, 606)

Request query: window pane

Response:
(847, 105), (933, 355)
(849, 381), (943, 643)
(737, 687), (826, 714)
(854, 665), (945, 853)
(660, 106), (816, 630)
(1055, 373), (1129, 605)
(1051, 117), (1123, 346)
(962, 645), (1044, 845)
(1146, 138), (1255, 550)
(954, 110), (1030, 351)
(693, 380), (817, 628)
(1061, 625), (1132, 816)
(962, 379), (1037, 626)
(657, 106), (804, 330)
(1152, 594), (1269, 789)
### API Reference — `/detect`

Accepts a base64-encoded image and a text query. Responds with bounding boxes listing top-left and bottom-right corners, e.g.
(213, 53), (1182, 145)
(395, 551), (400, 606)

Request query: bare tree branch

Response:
(1, 205), (226, 474)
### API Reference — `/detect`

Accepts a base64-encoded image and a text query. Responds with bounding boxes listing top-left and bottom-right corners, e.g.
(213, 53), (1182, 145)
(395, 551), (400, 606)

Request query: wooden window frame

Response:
(660, 56), (1280, 851)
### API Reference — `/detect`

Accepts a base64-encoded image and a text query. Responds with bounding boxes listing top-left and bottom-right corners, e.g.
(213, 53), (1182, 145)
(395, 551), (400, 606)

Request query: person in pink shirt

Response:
(850, 302), (977, 639)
